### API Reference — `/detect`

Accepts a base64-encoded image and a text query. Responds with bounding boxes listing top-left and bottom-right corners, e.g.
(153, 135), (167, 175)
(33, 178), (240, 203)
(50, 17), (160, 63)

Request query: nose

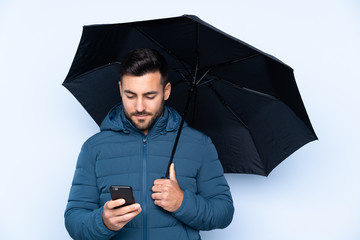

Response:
(135, 97), (145, 113)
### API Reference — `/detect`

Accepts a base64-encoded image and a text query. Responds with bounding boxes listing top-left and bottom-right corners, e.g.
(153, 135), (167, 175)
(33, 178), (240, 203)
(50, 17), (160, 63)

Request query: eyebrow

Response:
(124, 90), (158, 95)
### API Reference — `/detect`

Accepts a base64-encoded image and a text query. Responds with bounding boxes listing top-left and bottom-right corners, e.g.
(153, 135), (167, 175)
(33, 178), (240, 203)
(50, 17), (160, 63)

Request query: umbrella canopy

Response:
(63, 15), (317, 176)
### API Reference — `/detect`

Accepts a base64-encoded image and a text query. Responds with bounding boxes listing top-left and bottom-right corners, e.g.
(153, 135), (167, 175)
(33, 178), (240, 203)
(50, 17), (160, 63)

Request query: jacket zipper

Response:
(142, 136), (148, 240)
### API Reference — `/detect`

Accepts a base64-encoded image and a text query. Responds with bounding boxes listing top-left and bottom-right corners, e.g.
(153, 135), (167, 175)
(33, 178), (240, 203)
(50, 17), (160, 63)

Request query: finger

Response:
(152, 184), (166, 193)
(151, 192), (163, 200)
(169, 163), (177, 182)
(114, 203), (141, 216)
(114, 206), (142, 223)
(106, 199), (125, 209)
(152, 185), (159, 192)
(154, 199), (162, 207)
(154, 179), (167, 185)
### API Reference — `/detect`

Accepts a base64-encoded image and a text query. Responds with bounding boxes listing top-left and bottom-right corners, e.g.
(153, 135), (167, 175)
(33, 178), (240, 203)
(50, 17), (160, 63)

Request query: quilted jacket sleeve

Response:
(171, 137), (234, 230)
(64, 142), (117, 240)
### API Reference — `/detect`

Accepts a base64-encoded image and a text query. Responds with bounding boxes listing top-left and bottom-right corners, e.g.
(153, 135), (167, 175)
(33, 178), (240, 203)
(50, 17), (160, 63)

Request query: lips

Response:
(135, 115), (148, 120)
(133, 112), (151, 116)
(132, 112), (152, 121)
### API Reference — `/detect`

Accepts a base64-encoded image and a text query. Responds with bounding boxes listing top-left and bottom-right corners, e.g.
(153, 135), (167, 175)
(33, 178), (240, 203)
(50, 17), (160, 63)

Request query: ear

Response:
(118, 81), (123, 97)
(164, 82), (171, 101)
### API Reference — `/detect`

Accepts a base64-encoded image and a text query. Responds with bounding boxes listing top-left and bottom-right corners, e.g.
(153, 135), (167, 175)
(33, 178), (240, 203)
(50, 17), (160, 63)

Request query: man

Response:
(65, 48), (234, 240)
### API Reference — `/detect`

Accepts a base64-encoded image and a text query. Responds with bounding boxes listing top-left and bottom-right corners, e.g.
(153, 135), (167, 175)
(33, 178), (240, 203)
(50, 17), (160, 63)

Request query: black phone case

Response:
(109, 185), (135, 207)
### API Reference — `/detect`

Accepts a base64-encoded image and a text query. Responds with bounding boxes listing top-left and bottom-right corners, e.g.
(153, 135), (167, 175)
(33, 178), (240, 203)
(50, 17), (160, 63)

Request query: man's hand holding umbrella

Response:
(152, 163), (184, 212)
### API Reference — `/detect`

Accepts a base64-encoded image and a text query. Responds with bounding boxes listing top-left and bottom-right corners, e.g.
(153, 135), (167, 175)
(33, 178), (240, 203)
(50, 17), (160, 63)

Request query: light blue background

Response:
(1, 0), (359, 239)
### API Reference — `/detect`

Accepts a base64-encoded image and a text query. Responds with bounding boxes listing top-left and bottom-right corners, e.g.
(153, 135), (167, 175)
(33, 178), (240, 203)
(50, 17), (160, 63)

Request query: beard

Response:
(124, 99), (165, 133)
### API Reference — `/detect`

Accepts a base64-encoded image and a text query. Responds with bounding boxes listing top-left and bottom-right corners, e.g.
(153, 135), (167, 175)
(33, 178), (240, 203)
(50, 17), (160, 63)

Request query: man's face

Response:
(119, 71), (171, 135)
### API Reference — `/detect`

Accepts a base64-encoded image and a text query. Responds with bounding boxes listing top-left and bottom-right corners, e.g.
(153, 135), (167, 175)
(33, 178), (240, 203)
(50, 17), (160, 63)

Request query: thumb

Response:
(169, 163), (177, 182)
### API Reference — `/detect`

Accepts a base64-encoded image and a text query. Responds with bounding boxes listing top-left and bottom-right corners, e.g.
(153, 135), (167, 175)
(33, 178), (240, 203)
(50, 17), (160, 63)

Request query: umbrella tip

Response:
(182, 14), (199, 19)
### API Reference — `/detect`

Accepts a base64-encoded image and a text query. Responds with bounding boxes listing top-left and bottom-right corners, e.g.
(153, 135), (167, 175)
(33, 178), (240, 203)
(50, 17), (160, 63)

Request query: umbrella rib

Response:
(207, 83), (249, 129)
(219, 78), (279, 100)
(172, 69), (193, 83)
(133, 26), (194, 79)
(193, 63), (199, 85)
(206, 53), (261, 70)
(194, 22), (200, 84)
(196, 53), (261, 84)
(197, 78), (215, 87)
(200, 77), (279, 100)
(196, 68), (211, 85)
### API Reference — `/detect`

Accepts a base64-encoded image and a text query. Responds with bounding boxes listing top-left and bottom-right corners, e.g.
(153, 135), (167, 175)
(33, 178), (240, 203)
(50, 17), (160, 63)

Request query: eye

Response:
(146, 95), (156, 99)
(126, 95), (135, 99)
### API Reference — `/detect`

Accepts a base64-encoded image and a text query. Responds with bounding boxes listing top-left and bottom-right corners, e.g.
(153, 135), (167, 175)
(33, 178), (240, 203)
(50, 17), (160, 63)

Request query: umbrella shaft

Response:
(164, 85), (196, 178)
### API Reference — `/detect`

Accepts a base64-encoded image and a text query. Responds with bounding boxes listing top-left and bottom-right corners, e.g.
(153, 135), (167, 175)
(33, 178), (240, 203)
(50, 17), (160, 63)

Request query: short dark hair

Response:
(120, 48), (168, 86)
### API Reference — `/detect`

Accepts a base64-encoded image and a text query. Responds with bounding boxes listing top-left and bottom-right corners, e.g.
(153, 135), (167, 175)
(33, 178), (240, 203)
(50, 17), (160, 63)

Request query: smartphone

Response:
(109, 185), (135, 208)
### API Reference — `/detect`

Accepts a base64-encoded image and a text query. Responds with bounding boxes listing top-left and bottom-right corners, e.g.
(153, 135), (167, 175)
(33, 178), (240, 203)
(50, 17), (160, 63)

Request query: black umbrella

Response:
(63, 15), (317, 176)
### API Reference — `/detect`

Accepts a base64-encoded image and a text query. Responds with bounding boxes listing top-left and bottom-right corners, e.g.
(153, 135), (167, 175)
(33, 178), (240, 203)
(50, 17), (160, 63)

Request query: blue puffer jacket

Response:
(65, 103), (234, 240)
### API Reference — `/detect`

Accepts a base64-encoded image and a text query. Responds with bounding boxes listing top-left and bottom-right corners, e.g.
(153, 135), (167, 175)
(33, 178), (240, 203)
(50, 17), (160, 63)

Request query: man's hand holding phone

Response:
(103, 186), (141, 231)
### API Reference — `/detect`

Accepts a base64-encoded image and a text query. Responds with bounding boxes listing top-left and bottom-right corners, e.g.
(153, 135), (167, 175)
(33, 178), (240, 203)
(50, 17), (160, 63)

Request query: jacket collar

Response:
(100, 102), (182, 135)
